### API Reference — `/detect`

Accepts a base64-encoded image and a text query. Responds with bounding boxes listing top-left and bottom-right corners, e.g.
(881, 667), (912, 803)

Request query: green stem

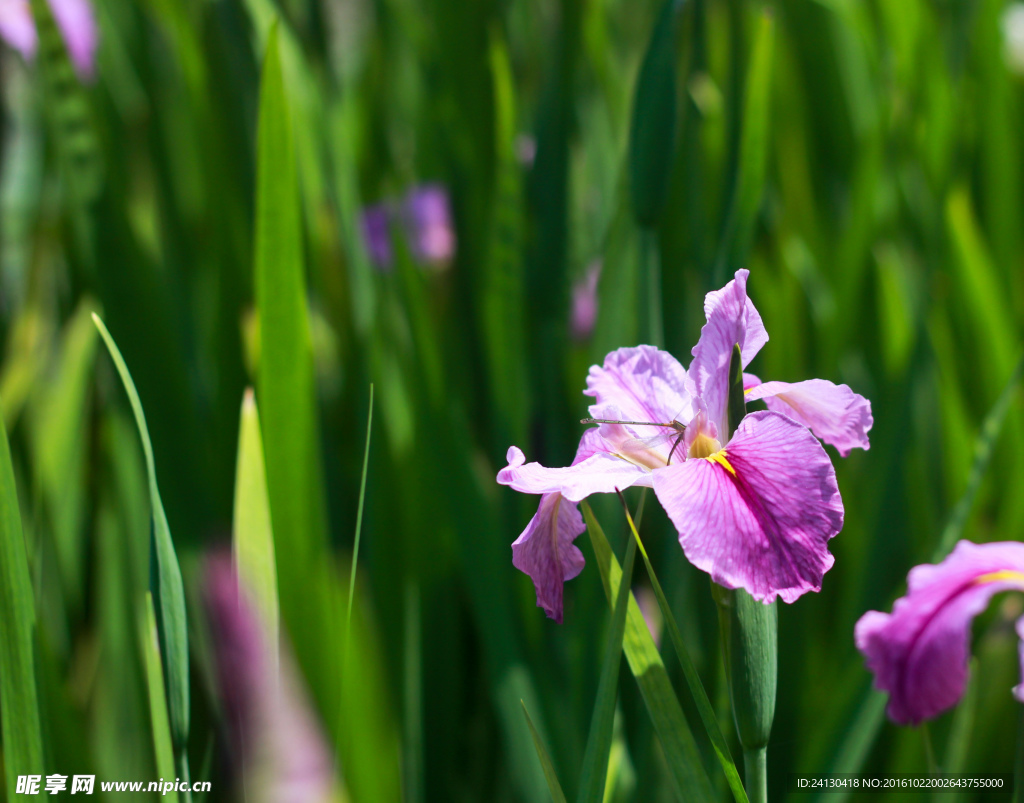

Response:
(743, 747), (767, 803)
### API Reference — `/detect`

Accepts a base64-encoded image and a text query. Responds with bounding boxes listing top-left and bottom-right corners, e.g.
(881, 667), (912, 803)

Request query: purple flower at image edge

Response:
(403, 184), (456, 268)
(0, 0), (98, 80)
(855, 540), (1024, 725)
(359, 203), (393, 271)
(498, 269), (873, 622)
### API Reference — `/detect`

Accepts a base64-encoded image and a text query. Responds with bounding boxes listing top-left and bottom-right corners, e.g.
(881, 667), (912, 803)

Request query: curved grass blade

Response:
(521, 701), (568, 803)
(582, 501), (714, 802)
(232, 389), (278, 672)
(932, 353), (1024, 561)
(142, 592), (180, 803)
(0, 390), (44, 797)
(576, 526), (637, 803)
(93, 313), (190, 793)
(345, 383), (374, 644)
(619, 495), (749, 803)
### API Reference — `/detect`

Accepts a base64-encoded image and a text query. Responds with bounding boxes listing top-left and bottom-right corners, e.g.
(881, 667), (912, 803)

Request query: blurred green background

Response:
(1, 0), (1024, 800)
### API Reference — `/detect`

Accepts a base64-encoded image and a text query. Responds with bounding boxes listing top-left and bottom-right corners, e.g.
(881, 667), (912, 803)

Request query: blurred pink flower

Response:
(403, 184), (456, 268)
(570, 260), (601, 342)
(204, 555), (340, 803)
(0, 0), (98, 80)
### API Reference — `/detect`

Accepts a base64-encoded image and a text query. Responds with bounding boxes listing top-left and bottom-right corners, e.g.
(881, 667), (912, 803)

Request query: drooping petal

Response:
(585, 345), (694, 426)
(652, 411), (843, 603)
(745, 378), (873, 456)
(690, 269), (769, 436)
(511, 493), (586, 623)
(49, 0), (98, 80)
(854, 540), (1024, 725)
(0, 0), (37, 60)
(497, 443), (651, 502)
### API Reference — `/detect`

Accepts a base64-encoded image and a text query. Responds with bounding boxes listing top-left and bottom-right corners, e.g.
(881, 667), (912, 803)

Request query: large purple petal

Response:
(690, 270), (768, 436)
(511, 493), (586, 623)
(497, 444), (651, 502)
(652, 411), (843, 603)
(854, 540), (1024, 725)
(745, 378), (873, 457)
(585, 345), (694, 426)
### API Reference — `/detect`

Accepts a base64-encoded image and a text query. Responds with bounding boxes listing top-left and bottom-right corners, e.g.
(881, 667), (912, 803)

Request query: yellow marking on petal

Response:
(974, 570), (1024, 586)
(744, 387), (754, 395)
(707, 451), (736, 477)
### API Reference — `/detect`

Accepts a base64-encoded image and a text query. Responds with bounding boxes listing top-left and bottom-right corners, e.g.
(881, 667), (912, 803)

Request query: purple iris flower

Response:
(359, 203), (393, 271)
(856, 540), (1024, 725)
(0, 0), (98, 80)
(498, 269), (873, 622)
(403, 184), (455, 268)
(570, 260), (601, 342)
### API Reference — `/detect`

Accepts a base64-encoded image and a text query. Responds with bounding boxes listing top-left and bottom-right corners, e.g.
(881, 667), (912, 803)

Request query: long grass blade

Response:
(932, 353), (1024, 561)
(582, 501), (715, 802)
(620, 495), (749, 803)
(142, 592), (180, 803)
(0, 389), (44, 797)
(346, 383), (374, 640)
(576, 522), (636, 803)
(232, 388), (278, 672)
(93, 313), (190, 793)
(521, 701), (569, 803)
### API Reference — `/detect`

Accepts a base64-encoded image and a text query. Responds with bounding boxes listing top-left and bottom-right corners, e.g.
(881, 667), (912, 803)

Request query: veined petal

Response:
(652, 411), (842, 603)
(511, 493), (586, 623)
(497, 444), (651, 502)
(745, 378), (873, 456)
(855, 540), (1024, 725)
(690, 269), (769, 436)
(585, 345), (694, 426)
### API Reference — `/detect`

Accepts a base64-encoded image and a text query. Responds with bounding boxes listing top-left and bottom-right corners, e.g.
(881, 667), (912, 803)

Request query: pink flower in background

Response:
(855, 540), (1024, 725)
(204, 555), (340, 803)
(0, 0), (98, 80)
(403, 184), (456, 268)
(498, 270), (872, 621)
(570, 260), (601, 342)
(359, 204), (393, 271)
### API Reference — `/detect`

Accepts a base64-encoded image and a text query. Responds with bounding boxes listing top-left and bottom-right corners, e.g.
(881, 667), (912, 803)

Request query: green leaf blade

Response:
(92, 314), (190, 759)
(521, 701), (569, 803)
(582, 501), (715, 802)
(577, 531), (637, 803)
(0, 390), (44, 797)
(232, 388), (279, 665)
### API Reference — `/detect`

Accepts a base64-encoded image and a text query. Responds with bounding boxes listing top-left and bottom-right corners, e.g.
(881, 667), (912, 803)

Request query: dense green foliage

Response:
(1, 0), (1023, 800)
